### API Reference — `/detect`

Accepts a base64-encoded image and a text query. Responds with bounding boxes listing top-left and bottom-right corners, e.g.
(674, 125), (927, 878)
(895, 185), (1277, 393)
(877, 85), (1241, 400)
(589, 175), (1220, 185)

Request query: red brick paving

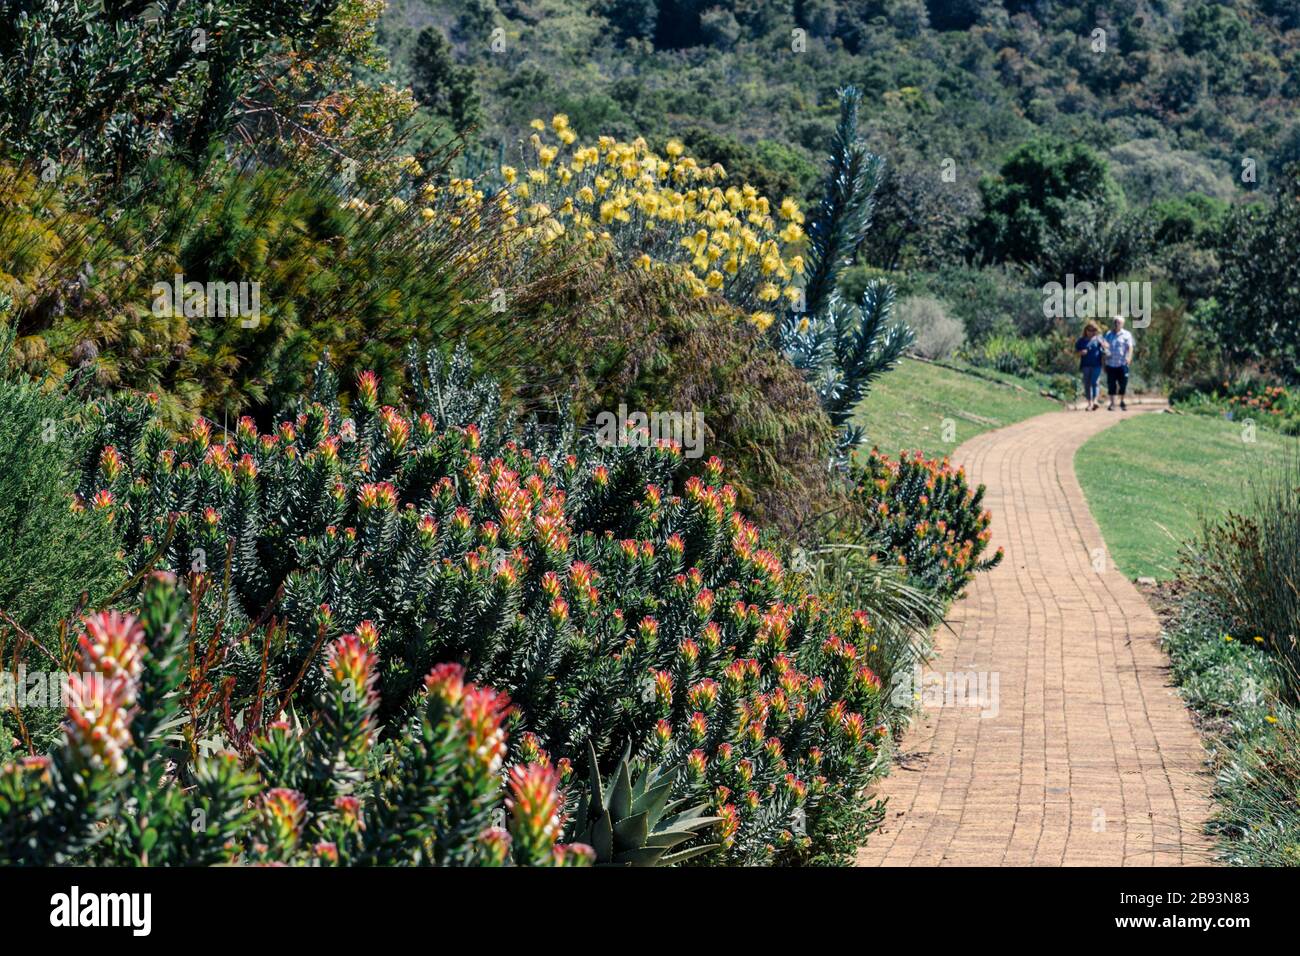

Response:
(856, 406), (1216, 866)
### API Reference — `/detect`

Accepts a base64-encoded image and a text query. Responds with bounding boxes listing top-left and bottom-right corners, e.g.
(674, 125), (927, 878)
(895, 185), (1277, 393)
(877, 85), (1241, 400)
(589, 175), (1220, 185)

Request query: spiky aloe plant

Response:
(568, 742), (719, 866)
(777, 87), (915, 459)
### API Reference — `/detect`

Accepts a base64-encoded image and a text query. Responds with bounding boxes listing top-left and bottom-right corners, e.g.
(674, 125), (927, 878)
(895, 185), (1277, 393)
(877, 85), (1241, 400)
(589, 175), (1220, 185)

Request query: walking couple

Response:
(1076, 316), (1135, 412)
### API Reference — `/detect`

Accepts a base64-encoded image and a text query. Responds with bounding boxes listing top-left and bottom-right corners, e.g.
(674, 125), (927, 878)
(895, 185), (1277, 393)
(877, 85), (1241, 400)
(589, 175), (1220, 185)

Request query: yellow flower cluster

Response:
(340, 120), (806, 325)
(345, 161), (528, 272)
(504, 114), (807, 330)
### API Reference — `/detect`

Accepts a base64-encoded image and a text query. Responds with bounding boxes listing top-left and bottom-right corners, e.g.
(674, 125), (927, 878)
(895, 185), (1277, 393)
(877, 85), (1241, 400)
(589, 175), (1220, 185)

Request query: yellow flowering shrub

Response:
(501, 113), (807, 330)
(343, 168), (536, 284)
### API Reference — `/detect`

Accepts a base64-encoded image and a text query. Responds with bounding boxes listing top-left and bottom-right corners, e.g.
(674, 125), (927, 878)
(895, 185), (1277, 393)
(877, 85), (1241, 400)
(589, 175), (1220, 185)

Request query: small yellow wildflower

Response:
(538, 218), (565, 244)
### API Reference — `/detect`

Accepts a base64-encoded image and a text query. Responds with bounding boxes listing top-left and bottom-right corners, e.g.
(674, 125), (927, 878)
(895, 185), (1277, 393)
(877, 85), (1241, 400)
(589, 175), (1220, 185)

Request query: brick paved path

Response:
(856, 406), (1216, 866)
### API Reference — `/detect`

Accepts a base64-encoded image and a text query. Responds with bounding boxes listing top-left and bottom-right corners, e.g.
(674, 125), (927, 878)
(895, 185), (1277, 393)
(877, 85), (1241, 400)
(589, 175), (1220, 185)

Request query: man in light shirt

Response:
(1102, 315), (1135, 411)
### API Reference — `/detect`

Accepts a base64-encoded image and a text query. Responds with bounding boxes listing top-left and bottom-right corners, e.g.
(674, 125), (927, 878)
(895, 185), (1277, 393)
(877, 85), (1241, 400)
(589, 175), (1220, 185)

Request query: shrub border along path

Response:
(857, 403), (1216, 866)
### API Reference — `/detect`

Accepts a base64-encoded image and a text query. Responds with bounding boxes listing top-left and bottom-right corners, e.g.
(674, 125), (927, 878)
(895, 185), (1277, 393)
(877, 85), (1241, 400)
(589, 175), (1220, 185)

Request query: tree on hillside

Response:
(970, 138), (1123, 269)
(860, 162), (977, 271)
(680, 127), (818, 208)
(1206, 166), (1300, 381)
(925, 0), (987, 31)
(412, 26), (482, 136)
(596, 0), (659, 42)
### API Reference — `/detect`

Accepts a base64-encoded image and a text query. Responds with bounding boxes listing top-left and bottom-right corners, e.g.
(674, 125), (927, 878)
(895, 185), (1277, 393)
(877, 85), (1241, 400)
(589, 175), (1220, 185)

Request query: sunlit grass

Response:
(852, 357), (1060, 462)
(1076, 411), (1294, 579)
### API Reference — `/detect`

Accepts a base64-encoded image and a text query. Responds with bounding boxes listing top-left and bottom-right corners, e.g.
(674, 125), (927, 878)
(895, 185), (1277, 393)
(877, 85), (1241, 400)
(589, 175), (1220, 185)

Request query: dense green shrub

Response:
(970, 138), (1124, 270)
(849, 450), (1003, 604)
(1130, 301), (1213, 390)
(0, 325), (121, 640)
(897, 296), (964, 361)
(492, 253), (838, 538)
(74, 350), (894, 864)
(0, 319), (123, 758)
(1, 156), (529, 425)
(0, 574), (591, 866)
(1205, 168), (1300, 382)
(962, 333), (1054, 377)
(1174, 377), (1300, 437)
(0, 0), (411, 184)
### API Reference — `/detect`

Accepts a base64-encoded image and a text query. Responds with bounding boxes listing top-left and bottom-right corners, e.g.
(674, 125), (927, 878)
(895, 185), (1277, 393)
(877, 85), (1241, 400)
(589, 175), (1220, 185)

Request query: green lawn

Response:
(854, 357), (1061, 461)
(1075, 411), (1296, 580)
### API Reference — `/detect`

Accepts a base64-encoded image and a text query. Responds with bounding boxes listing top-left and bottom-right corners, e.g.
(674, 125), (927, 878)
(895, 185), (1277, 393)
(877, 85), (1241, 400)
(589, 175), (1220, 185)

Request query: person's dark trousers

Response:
(1105, 365), (1128, 397)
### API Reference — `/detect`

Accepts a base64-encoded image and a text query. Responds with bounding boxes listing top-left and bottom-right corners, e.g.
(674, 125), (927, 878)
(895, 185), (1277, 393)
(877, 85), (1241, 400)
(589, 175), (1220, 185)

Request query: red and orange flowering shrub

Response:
(1179, 379), (1300, 436)
(67, 350), (893, 864)
(0, 574), (589, 867)
(851, 450), (1004, 603)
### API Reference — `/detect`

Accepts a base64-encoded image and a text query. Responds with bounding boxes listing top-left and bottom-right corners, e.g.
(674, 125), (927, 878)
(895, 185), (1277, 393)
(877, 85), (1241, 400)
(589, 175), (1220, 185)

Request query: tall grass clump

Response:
(1165, 445), (1300, 864)
(1182, 450), (1300, 700)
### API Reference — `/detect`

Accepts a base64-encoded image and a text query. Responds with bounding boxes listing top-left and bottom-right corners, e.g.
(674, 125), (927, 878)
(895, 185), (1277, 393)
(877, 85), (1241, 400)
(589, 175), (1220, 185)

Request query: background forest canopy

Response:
(391, 0), (1300, 209)
(384, 0), (1300, 385)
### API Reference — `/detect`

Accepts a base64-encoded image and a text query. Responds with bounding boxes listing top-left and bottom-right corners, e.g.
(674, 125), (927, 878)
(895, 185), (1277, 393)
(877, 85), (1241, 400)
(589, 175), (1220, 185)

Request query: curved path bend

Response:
(857, 405), (1216, 866)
